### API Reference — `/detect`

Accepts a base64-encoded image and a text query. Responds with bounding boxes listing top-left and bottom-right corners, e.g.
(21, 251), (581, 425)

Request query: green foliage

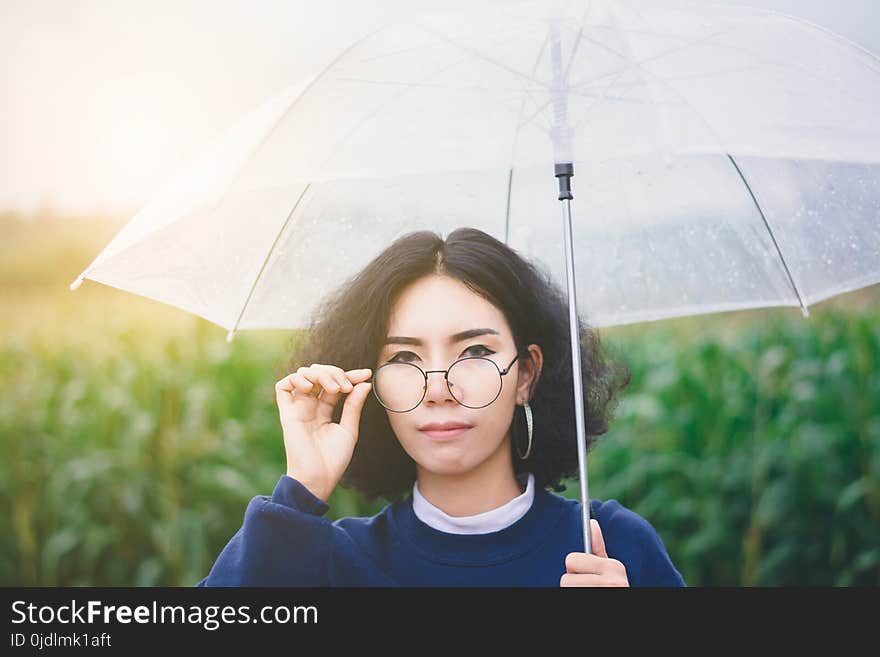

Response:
(569, 310), (880, 586)
(1, 213), (877, 586)
(2, 308), (877, 586)
(1, 328), (278, 585)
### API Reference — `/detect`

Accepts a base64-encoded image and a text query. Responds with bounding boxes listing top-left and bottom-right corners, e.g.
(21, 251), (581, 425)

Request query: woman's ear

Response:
(516, 344), (543, 404)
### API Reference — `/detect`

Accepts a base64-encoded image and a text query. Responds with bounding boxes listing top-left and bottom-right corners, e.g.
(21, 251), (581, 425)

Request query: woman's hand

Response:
(275, 364), (373, 503)
(560, 519), (630, 587)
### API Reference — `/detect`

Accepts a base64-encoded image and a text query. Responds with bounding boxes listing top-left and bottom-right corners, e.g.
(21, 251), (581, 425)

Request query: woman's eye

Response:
(388, 345), (493, 363)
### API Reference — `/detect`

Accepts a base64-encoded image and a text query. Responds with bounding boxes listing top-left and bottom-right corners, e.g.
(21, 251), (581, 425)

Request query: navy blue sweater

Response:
(197, 475), (685, 587)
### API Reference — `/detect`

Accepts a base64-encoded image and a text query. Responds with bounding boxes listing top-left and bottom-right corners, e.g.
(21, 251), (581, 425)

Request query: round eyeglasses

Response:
(371, 354), (519, 413)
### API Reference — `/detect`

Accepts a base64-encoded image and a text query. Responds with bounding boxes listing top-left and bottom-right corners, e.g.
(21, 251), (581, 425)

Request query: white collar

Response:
(411, 472), (535, 535)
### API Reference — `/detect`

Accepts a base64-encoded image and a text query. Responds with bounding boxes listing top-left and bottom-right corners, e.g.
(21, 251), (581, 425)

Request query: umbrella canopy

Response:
(71, 0), (880, 553)
(71, 0), (880, 335)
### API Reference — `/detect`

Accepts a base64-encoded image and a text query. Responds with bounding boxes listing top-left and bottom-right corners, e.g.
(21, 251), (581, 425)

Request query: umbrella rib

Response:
(547, 65), (640, 138)
(727, 154), (810, 318)
(217, 24), (392, 204)
(510, 32), (550, 133)
(638, 18), (879, 111)
(565, 86), (684, 107)
(690, 35), (878, 109)
(576, 62), (768, 92)
(567, 29), (729, 152)
(510, 8), (613, 162)
(504, 168), (514, 244)
(763, 8), (880, 76)
(567, 27), (731, 92)
(415, 23), (551, 90)
(516, 97), (553, 130)
(561, 0), (593, 85)
(616, 9), (879, 109)
(506, 26), (554, 244)
(314, 52), (475, 177)
(230, 49), (478, 338)
(509, 29), (552, 146)
(226, 184), (311, 342)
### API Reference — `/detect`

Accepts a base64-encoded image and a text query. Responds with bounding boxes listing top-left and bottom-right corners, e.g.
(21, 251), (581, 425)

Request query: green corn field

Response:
(2, 211), (878, 586)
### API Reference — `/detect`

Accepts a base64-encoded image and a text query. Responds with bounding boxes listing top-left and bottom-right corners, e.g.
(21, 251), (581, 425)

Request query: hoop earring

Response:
(516, 401), (533, 460)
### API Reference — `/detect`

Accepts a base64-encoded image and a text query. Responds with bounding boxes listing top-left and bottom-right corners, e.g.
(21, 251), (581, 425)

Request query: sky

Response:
(1, 0), (878, 218)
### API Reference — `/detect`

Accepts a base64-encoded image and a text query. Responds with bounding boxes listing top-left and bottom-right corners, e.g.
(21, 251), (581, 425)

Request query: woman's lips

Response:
(420, 426), (471, 439)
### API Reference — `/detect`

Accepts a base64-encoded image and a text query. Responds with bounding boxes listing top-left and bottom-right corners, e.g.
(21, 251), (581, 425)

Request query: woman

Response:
(197, 227), (685, 587)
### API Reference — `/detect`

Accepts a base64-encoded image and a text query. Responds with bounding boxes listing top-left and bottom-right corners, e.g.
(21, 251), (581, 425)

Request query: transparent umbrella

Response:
(71, 0), (880, 554)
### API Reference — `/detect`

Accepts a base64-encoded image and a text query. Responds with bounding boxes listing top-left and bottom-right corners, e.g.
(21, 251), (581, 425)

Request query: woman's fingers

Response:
(276, 372), (312, 400)
(295, 366), (342, 397)
(338, 380), (372, 439)
(564, 551), (607, 575)
(278, 365), (371, 403)
(290, 372), (314, 393)
(274, 365), (373, 501)
(560, 572), (629, 587)
(561, 521), (629, 587)
(590, 519), (608, 558)
(560, 555), (629, 586)
(314, 368), (371, 420)
(281, 366), (372, 422)
(564, 521), (608, 573)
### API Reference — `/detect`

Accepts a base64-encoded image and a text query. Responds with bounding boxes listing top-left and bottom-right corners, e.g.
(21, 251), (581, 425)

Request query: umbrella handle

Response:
(556, 163), (592, 555)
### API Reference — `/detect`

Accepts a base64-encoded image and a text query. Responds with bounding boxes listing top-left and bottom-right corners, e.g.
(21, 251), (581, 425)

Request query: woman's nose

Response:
(423, 370), (456, 404)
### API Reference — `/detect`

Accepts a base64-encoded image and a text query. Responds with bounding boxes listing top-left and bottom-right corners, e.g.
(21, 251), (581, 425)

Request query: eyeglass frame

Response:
(370, 353), (520, 413)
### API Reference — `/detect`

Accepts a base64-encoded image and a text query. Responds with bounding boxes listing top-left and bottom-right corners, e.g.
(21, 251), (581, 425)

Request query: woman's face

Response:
(375, 273), (542, 477)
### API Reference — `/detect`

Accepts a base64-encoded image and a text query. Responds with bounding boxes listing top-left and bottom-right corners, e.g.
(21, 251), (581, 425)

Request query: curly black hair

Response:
(280, 227), (631, 504)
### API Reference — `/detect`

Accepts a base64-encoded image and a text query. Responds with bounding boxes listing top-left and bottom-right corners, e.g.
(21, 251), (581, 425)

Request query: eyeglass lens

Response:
(373, 358), (503, 412)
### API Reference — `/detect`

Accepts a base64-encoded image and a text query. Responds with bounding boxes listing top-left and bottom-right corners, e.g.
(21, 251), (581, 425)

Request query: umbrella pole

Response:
(555, 163), (592, 555)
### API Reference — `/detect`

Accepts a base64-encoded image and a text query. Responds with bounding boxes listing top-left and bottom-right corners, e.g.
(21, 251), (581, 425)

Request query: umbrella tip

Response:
(226, 330), (235, 343)
(801, 305), (810, 319)
(69, 275), (84, 291)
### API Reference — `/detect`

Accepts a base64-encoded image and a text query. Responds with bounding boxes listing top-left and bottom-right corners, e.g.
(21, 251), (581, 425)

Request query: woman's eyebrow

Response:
(383, 328), (499, 346)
